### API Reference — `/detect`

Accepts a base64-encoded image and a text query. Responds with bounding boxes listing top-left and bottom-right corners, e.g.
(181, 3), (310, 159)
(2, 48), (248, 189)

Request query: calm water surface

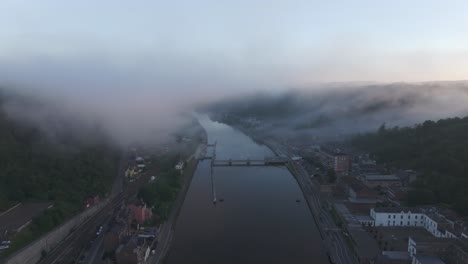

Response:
(166, 116), (328, 264)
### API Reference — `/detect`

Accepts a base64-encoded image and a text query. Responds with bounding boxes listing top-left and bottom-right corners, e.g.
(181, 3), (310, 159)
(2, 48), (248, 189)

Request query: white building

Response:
(175, 161), (185, 171)
(370, 207), (458, 238)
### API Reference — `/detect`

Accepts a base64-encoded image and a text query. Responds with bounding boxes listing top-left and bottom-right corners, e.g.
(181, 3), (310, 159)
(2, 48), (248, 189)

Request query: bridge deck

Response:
(212, 159), (288, 167)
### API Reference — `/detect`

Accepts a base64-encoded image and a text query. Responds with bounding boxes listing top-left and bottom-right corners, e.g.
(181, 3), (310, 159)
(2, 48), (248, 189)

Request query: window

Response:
(393, 221), (395, 225)
(393, 215), (396, 219)
(388, 215), (391, 219)
(401, 215), (403, 219)
(407, 221), (410, 225)
(400, 221), (403, 225)
(388, 221), (390, 225)
(415, 215), (418, 219)
(408, 215), (411, 219)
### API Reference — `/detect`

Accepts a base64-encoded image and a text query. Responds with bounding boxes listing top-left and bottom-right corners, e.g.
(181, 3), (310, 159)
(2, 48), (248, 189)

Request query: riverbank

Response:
(157, 154), (200, 264)
(222, 121), (357, 264)
(149, 123), (207, 264)
(165, 114), (334, 264)
(286, 164), (325, 235)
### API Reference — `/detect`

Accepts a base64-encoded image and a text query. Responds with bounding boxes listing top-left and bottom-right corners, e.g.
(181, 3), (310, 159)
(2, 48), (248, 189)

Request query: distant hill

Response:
(203, 82), (468, 140)
(352, 117), (468, 215)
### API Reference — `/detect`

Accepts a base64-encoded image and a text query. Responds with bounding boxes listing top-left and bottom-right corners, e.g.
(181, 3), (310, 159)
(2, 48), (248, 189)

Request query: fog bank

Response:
(204, 81), (468, 140)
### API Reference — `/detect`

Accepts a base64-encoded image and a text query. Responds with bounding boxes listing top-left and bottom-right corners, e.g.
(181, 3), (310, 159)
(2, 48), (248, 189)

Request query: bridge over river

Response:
(201, 142), (290, 204)
(200, 141), (289, 167)
(212, 158), (288, 166)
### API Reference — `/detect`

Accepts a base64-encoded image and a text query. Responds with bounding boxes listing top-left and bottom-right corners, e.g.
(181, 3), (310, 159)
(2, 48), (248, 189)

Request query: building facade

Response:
(370, 207), (458, 238)
(317, 148), (350, 173)
(128, 203), (152, 225)
(408, 237), (468, 264)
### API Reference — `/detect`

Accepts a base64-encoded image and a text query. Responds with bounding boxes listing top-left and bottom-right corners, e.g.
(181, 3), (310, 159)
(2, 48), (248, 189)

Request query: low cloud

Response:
(204, 81), (468, 140)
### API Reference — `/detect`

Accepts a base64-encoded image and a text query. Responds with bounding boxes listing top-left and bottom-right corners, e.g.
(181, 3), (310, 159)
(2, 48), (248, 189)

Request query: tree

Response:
(352, 115), (468, 215)
(0, 91), (120, 248)
(327, 169), (337, 183)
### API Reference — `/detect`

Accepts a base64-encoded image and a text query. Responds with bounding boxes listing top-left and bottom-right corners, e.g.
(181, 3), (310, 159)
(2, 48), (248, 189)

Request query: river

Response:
(165, 115), (329, 264)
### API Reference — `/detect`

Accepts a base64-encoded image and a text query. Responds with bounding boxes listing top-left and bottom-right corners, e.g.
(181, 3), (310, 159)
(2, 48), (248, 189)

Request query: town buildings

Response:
(338, 176), (379, 201)
(408, 236), (468, 264)
(316, 147), (350, 173)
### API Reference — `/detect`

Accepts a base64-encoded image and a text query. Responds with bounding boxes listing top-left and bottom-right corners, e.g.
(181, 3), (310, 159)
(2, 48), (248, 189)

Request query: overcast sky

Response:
(1, 0), (468, 90)
(1, 1), (468, 144)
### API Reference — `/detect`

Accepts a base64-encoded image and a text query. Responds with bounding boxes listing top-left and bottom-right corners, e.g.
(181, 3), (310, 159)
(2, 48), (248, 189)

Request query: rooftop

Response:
(381, 251), (411, 260)
(410, 235), (455, 245)
(373, 207), (423, 214)
(424, 212), (450, 225)
(345, 202), (375, 215)
(413, 254), (445, 264)
(453, 238), (468, 255)
(364, 175), (400, 181)
(374, 227), (435, 251)
(340, 176), (367, 192)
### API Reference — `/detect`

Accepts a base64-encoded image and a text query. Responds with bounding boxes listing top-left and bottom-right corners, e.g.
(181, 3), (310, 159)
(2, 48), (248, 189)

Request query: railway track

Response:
(39, 194), (125, 264)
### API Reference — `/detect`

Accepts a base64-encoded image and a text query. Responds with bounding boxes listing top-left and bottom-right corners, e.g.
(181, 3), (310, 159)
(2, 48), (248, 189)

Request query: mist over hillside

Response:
(0, 86), (196, 148)
(0, 88), (116, 148)
(203, 81), (468, 140)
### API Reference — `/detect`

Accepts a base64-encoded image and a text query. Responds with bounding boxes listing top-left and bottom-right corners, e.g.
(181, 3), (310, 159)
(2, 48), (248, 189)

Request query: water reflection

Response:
(166, 116), (328, 264)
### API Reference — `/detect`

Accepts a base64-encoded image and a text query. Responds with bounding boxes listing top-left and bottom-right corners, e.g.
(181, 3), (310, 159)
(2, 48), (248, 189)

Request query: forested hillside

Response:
(0, 90), (120, 245)
(352, 117), (468, 215)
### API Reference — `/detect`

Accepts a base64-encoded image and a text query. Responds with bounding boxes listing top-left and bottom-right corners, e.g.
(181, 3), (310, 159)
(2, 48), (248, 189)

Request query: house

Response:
(397, 170), (418, 187)
(128, 202), (152, 225)
(362, 174), (401, 188)
(338, 176), (379, 201)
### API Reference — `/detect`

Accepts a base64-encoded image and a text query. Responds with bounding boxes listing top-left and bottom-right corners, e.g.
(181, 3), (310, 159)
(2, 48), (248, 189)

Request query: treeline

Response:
(0, 91), (120, 251)
(352, 117), (468, 215)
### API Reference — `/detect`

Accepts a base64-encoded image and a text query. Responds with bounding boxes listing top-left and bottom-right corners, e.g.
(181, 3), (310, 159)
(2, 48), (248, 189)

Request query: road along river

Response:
(165, 115), (329, 264)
